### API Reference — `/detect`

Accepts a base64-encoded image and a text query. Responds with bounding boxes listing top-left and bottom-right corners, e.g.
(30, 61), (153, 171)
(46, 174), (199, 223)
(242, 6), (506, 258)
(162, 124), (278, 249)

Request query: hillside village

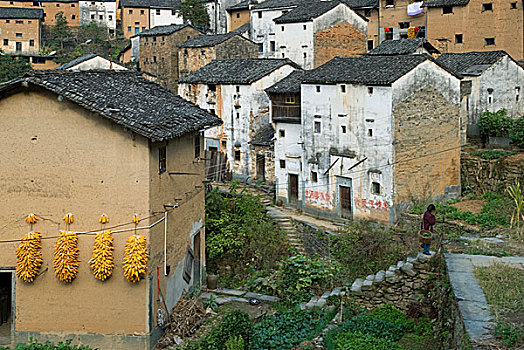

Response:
(0, 0), (524, 349)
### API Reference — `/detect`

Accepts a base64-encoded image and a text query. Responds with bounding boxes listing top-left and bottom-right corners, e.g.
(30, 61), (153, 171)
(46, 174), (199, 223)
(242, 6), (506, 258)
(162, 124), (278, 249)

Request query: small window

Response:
(314, 121), (321, 133)
(485, 37), (495, 45)
(516, 87), (521, 101)
(91, 14), (95, 19)
(153, 36), (157, 42)
(310, 171), (318, 183)
(153, 56), (157, 63)
(285, 95), (295, 104)
(71, 3), (75, 6)
(15, 33), (22, 37)
(236, 12), (240, 18)
(2, 39), (8, 45)
(303, 24), (307, 30)
(270, 40), (275, 52)
(234, 150), (241, 162)
(127, 26), (131, 32)
(221, 140), (227, 149)
(236, 112), (240, 119)
(368, 129), (373, 137)
(140, 9), (145, 15)
(384, 28), (393, 40)
(236, 86), (240, 93)
(279, 159), (286, 168)
(208, 84), (216, 92)
(372, 182), (381, 195)
(28, 20), (32, 23)
(281, 26), (284, 31)
(99, 15), (103, 20)
(32, 1), (38, 5)
(72, 14), (76, 19)
(257, 11), (262, 18)
(159, 146), (167, 174)
(194, 133), (201, 158)
(340, 85), (346, 93)
(316, 86), (321, 93)
(455, 34), (463, 44)
(386, 0), (394, 5)
(510, 2), (517, 8)
(258, 43), (263, 52)
(156, 9), (160, 15)
(364, 8), (372, 16)
(368, 87), (373, 94)
(341, 125), (347, 133)
(142, 26), (146, 31)
(209, 108), (215, 115)
(172, 9), (177, 15)
(56, 3), (59, 6)
(398, 21), (409, 29)
(29, 39), (34, 46)
(135, 21), (140, 25)
(482, 3), (492, 11)
(5, 20), (9, 23)
(442, 6), (453, 13)
(15, 20), (23, 24)
(129, 9), (133, 14)
(367, 40), (374, 50)
(282, 53), (285, 58)
(279, 129), (285, 138)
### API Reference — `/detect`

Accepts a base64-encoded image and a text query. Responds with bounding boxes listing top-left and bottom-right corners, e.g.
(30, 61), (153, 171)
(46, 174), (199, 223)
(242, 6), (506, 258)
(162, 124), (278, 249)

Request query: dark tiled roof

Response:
(250, 124), (275, 146)
(341, 0), (378, 9)
(179, 32), (241, 48)
(179, 58), (300, 84)
(0, 7), (43, 19)
(0, 71), (221, 141)
(423, 0), (469, 7)
(274, 0), (341, 23)
(227, 0), (250, 10)
(266, 70), (306, 94)
(436, 51), (508, 76)
(120, 0), (180, 9)
(368, 39), (440, 56)
(251, 0), (305, 10)
(139, 23), (195, 37)
(55, 53), (124, 70)
(303, 54), (459, 85)
(232, 23), (250, 34)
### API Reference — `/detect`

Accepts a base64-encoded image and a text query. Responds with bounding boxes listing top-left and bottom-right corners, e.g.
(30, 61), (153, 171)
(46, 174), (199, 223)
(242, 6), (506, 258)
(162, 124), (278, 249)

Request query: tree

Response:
(178, 0), (210, 30)
(50, 11), (72, 49)
(0, 55), (32, 83)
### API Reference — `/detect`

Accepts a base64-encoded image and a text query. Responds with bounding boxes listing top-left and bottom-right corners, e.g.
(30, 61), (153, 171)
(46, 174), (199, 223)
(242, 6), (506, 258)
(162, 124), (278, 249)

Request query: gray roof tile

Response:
(250, 124), (275, 146)
(121, 0), (180, 9)
(303, 54), (459, 85)
(341, 0), (378, 9)
(423, 0), (469, 7)
(252, 0), (305, 10)
(266, 70), (306, 94)
(179, 32), (240, 48)
(0, 7), (43, 19)
(55, 53), (124, 70)
(368, 38), (440, 55)
(0, 71), (221, 141)
(227, 0), (250, 10)
(139, 23), (196, 36)
(436, 51), (508, 76)
(274, 0), (341, 23)
(178, 58), (299, 84)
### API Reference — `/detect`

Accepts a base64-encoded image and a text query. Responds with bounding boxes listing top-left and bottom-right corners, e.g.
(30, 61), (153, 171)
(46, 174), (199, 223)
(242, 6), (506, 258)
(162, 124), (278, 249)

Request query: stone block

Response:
(244, 292), (280, 302)
(321, 291), (331, 299)
(361, 280), (374, 291)
(366, 274), (375, 281)
(215, 288), (247, 297)
(400, 262), (416, 276)
(375, 270), (385, 284)
(316, 298), (327, 308)
(397, 261), (405, 269)
(330, 287), (342, 297)
(351, 278), (364, 293)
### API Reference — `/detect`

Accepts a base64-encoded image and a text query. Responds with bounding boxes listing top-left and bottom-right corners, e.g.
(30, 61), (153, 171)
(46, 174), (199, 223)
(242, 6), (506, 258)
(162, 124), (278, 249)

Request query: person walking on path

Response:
(420, 204), (436, 255)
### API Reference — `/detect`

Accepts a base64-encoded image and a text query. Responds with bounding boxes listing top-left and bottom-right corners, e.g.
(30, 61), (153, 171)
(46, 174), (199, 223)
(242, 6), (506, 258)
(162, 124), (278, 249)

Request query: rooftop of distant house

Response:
(273, 0), (344, 24)
(137, 23), (196, 37)
(178, 58), (300, 84)
(250, 124), (275, 146)
(303, 54), (461, 85)
(120, 0), (180, 9)
(0, 7), (44, 19)
(0, 71), (221, 141)
(55, 53), (125, 70)
(227, 0), (250, 11)
(436, 51), (512, 76)
(422, 0), (469, 7)
(266, 70), (306, 94)
(367, 38), (440, 56)
(252, 0), (377, 11)
(179, 32), (249, 48)
(232, 23), (250, 34)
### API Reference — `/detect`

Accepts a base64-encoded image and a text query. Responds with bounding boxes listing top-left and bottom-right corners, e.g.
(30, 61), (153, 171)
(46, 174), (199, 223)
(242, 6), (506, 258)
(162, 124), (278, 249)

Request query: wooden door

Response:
(256, 154), (265, 181)
(289, 174), (298, 203)
(193, 232), (201, 284)
(15, 42), (22, 52)
(340, 185), (352, 219)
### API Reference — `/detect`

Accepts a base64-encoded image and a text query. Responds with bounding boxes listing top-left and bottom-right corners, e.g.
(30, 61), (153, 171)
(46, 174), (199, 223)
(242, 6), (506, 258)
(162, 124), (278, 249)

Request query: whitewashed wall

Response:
(274, 122), (302, 202)
(65, 56), (128, 71)
(79, 1), (117, 29)
(251, 7), (293, 58)
(149, 8), (184, 28)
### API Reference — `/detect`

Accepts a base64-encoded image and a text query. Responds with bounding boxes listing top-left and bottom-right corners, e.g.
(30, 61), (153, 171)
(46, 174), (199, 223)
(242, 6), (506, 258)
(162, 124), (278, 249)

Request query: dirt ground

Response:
(451, 199), (485, 214)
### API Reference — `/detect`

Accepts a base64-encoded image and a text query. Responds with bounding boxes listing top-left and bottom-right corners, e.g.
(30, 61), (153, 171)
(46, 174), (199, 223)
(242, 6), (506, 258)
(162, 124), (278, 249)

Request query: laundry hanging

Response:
(407, 2), (424, 16)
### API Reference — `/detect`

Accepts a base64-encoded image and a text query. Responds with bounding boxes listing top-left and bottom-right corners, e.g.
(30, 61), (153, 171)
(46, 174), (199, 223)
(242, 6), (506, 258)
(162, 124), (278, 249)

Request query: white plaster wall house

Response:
(272, 0), (368, 69)
(207, 0), (251, 34)
(297, 55), (462, 224)
(436, 51), (524, 138)
(149, 4), (184, 28)
(55, 53), (128, 71)
(178, 58), (299, 176)
(79, 0), (117, 31)
(265, 70), (306, 204)
(250, 0), (303, 58)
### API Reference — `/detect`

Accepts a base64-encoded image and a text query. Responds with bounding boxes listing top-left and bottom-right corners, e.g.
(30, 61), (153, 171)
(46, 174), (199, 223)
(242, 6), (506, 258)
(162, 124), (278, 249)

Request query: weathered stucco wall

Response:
(0, 89), (152, 346)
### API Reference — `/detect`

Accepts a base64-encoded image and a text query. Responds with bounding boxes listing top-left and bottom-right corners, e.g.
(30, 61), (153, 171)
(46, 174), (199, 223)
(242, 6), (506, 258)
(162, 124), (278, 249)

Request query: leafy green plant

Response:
(0, 338), (93, 350)
(224, 336), (245, 350)
(326, 332), (405, 350)
(198, 310), (252, 350)
(479, 109), (513, 137)
(507, 181), (524, 231)
(469, 150), (516, 159)
(0, 55), (32, 83)
(178, 0), (210, 30)
(204, 294), (218, 310)
(368, 305), (410, 331)
(494, 322), (523, 347)
(509, 116), (524, 147)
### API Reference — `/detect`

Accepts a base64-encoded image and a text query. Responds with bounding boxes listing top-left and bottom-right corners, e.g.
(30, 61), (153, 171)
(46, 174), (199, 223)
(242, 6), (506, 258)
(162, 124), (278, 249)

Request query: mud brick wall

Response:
(313, 21), (366, 68)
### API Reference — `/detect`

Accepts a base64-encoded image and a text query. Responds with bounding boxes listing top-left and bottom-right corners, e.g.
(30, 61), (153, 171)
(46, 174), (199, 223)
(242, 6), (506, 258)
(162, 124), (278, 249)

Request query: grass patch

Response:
(469, 150), (516, 160)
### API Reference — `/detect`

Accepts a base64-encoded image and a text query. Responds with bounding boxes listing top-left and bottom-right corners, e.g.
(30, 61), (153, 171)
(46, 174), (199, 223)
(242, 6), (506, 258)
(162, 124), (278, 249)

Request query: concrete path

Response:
(444, 253), (524, 344)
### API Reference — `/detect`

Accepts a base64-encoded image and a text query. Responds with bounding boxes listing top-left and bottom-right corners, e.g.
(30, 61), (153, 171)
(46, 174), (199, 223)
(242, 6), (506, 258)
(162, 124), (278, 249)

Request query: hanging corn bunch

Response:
(123, 234), (148, 283)
(16, 231), (43, 283)
(99, 214), (109, 224)
(407, 27), (416, 39)
(53, 231), (80, 283)
(63, 213), (74, 225)
(89, 230), (114, 281)
(132, 214), (141, 225)
(25, 213), (37, 225)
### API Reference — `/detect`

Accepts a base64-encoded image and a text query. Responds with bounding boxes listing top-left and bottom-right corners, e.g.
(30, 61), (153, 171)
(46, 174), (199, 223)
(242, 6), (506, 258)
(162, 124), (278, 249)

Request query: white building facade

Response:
(149, 6), (184, 28)
(79, 0), (117, 30)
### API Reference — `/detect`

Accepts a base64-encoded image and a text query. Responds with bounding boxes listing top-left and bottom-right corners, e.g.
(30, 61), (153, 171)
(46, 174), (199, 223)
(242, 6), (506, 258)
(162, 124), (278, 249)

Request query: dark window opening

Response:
(368, 129), (373, 137)
(279, 129), (285, 137)
(398, 21), (409, 29)
(285, 95), (295, 104)
(367, 40), (374, 50)
(258, 43), (263, 52)
(234, 150), (241, 162)
(364, 8), (372, 16)
(340, 85), (346, 93)
(455, 34), (463, 43)
(159, 146), (166, 174)
(208, 84), (216, 92)
(368, 87), (373, 94)
(236, 12), (240, 18)
(316, 86), (321, 93)
(510, 2), (517, 8)
(280, 159), (286, 168)
(341, 125), (347, 133)
(257, 11), (262, 18)
(314, 121), (321, 133)
(485, 37), (495, 45)
(270, 40), (275, 52)
(482, 3), (493, 11)
(194, 133), (201, 158)
(399, 33), (408, 39)
(443, 6), (453, 13)
(372, 182), (381, 194)
(386, 0), (394, 6)
(311, 171), (318, 183)
(384, 28), (393, 40)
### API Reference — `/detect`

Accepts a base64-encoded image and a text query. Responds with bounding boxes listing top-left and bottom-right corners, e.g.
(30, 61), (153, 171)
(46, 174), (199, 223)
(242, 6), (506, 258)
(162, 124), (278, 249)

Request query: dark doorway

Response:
(15, 42), (22, 52)
(339, 186), (352, 219)
(0, 272), (12, 346)
(288, 174), (298, 203)
(256, 154), (265, 181)
(193, 232), (201, 285)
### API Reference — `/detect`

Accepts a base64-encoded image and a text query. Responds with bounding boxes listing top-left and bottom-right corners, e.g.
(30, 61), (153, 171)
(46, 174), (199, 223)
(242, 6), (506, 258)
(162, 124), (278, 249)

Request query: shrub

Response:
(198, 310), (252, 350)
(494, 322), (524, 347)
(479, 109), (513, 137)
(341, 314), (405, 341)
(0, 338), (93, 350)
(509, 116), (524, 147)
(469, 150), (516, 159)
(251, 308), (333, 350)
(327, 332), (405, 350)
(224, 336), (245, 350)
(368, 305), (410, 331)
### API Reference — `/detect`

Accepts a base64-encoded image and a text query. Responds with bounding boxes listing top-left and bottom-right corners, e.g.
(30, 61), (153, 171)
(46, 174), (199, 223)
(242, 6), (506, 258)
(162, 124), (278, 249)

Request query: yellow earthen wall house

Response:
(0, 0), (79, 25)
(226, 4), (249, 32)
(0, 7), (43, 53)
(121, 5), (149, 38)
(0, 71), (220, 349)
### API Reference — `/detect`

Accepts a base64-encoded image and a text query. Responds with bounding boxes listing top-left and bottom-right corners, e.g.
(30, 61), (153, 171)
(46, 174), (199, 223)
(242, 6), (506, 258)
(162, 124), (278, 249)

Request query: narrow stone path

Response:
(267, 208), (306, 254)
(444, 254), (524, 344)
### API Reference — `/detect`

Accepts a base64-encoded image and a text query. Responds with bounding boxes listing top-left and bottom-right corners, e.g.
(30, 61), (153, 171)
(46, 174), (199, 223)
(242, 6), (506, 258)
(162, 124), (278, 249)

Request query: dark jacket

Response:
(422, 211), (436, 232)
